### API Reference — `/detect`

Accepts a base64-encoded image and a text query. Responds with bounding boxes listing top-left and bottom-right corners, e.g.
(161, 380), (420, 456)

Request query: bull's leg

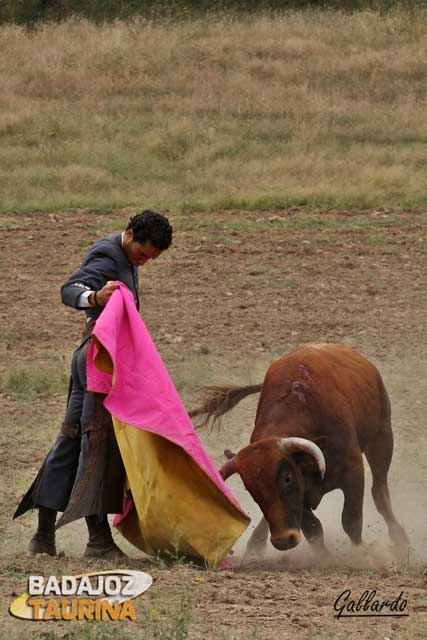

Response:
(341, 455), (365, 546)
(301, 507), (330, 557)
(364, 429), (410, 558)
(371, 481), (409, 558)
(243, 516), (269, 560)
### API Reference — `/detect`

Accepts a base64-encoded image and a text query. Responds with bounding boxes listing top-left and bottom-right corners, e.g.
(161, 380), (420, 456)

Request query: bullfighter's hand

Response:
(94, 281), (119, 306)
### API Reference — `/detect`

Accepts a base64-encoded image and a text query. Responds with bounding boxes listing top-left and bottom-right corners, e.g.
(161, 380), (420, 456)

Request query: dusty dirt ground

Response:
(0, 207), (426, 639)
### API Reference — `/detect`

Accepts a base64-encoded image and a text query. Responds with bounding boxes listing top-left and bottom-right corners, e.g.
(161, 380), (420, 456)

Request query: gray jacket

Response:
(61, 232), (139, 320)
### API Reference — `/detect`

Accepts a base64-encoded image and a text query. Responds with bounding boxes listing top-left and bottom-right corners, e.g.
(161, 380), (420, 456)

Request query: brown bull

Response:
(191, 344), (409, 560)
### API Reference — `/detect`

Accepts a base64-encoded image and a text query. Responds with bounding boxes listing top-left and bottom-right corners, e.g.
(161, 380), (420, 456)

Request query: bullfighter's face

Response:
(123, 229), (163, 266)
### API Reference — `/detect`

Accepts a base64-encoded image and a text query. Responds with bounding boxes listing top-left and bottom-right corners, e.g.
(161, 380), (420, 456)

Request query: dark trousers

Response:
(65, 338), (94, 426)
(15, 337), (125, 522)
(32, 341), (94, 512)
(32, 433), (88, 512)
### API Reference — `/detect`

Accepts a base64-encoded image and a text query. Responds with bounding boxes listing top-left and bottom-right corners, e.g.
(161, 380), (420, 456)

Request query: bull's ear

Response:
(311, 435), (328, 454)
(292, 451), (320, 472)
(224, 449), (236, 460)
(292, 436), (328, 478)
(294, 439), (327, 508)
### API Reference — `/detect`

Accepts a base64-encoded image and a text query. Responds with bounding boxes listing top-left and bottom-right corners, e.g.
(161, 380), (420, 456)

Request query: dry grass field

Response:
(1, 10), (427, 212)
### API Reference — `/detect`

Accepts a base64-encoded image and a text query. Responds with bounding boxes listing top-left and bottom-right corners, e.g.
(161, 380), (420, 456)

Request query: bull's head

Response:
(220, 437), (326, 551)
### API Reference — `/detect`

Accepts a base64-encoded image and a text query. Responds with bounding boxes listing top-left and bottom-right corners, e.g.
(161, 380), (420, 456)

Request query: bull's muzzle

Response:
(270, 528), (302, 551)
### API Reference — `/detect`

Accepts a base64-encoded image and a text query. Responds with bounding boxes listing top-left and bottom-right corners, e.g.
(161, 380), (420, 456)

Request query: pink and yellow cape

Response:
(87, 283), (249, 566)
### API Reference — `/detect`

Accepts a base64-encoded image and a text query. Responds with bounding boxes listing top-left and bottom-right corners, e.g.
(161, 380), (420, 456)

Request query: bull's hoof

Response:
(392, 541), (411, 567)
(28, 535), (57, 557)
(83, 541), (127, 559)
(313, 545), (333, 567)
(391, 526), (411, 565)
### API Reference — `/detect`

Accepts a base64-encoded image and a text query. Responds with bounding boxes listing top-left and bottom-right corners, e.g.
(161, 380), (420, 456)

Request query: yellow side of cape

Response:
(113, 418), (250, 567)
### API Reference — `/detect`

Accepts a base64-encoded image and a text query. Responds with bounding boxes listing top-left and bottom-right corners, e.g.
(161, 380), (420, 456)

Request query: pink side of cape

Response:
(86, 283), (246, 523)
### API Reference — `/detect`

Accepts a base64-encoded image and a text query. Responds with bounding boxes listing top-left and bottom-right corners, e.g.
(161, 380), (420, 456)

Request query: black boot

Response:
(28, 507), (57, 556)
(84, 515), (126, 559)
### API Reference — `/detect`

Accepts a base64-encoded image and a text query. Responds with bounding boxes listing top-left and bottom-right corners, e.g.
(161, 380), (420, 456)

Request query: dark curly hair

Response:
(126, 210), (173, 251)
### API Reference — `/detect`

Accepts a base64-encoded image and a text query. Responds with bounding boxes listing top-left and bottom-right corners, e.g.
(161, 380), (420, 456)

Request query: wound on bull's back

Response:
(291, 381), (307, 403)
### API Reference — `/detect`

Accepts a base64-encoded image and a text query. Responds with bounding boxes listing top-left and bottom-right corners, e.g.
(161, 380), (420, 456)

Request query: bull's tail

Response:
(189, 384), (262, 430)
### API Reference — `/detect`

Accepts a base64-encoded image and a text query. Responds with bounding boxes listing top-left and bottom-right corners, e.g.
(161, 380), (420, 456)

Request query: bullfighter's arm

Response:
(61, 252), (119, 310)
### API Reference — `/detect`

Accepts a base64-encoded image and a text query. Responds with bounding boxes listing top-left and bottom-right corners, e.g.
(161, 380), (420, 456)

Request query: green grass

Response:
(2, 365), (69, 399)
(4, 624), (133, 640)
(1, 11), (427, 212)
(141, 599), (192, 640)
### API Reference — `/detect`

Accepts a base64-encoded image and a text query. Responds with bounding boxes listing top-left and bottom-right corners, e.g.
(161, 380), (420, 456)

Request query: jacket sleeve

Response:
(61, 252), (119, 310)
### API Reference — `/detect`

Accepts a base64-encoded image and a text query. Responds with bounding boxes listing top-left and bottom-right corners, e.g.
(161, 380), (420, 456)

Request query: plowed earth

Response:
(0, 207), (426, 639)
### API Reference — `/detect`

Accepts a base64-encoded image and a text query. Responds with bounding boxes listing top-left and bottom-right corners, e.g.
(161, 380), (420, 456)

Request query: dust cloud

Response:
(5, 352), (426, 568)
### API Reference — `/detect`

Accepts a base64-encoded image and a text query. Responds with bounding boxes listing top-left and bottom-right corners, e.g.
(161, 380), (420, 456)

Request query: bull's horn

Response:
(219, 457), (238, 480)
(278, 437), (326, 479)
(224, 449), (236, 460)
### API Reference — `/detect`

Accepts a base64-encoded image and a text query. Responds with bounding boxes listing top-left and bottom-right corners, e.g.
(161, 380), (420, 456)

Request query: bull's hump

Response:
(304, 342), (333, 349)
(287, 344), (371, 374)
(264, 343), (381, 407)
(294, 343), (355, 355)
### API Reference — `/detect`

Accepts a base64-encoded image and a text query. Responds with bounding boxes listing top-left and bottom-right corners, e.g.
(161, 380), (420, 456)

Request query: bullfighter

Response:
(14, 210), (173, 558)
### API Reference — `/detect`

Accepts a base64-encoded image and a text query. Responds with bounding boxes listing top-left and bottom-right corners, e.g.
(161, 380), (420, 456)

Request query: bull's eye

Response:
(284, 474), (293, 485)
